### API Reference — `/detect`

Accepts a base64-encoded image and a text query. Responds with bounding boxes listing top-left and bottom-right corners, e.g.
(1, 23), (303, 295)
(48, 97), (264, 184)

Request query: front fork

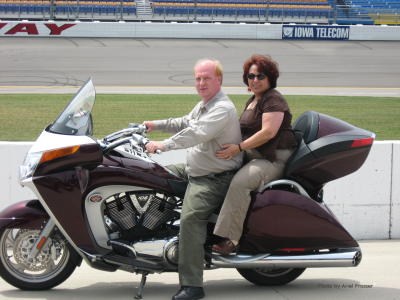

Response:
(27, 218), (56, 260)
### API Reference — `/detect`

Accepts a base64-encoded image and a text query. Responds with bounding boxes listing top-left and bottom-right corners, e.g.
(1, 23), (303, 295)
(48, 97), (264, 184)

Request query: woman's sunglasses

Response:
(247, 73), (267, 80)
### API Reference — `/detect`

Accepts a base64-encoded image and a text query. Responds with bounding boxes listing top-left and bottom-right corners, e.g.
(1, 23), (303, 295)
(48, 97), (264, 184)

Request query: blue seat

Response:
(80, 6), (91, 14)
(122, 6), (136, 14)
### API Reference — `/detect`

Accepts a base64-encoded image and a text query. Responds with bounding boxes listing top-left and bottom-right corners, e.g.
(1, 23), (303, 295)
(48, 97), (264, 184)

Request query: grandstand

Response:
(0, 0), (137, 21)
(151, 0), (333, 23)
(338, 0), (400, 24)
(0, 0), (399, 24)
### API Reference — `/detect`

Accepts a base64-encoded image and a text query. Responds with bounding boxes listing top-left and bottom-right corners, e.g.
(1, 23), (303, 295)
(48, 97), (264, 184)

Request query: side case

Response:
(239, 190), (358, 254)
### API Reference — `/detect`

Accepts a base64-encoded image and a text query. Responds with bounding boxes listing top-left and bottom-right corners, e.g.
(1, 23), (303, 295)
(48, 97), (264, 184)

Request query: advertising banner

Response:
(0, 22), (77, 36)
(0, 21), (279, 39)
(282, 25), (350, 40)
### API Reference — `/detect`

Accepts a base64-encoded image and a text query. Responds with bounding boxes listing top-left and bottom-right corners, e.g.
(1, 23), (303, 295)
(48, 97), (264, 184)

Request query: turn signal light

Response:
(39, 145), (80, 164)
(351, 138), (374, 148)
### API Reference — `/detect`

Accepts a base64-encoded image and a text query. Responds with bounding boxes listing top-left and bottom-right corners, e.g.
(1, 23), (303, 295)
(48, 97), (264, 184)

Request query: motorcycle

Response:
(0, 79), (375, 299)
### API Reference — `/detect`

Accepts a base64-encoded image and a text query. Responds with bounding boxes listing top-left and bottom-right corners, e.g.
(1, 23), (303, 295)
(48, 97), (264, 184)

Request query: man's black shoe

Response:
(172, 286), (205, 300)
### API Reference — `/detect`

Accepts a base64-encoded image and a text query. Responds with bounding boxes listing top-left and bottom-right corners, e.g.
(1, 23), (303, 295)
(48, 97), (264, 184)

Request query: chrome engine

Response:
(132, 237), (179, 267)
(104, 191), (179, 235)
(103, 190), (180, 268)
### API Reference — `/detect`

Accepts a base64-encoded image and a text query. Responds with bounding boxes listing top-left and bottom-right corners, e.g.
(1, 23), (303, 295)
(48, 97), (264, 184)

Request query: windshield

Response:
(48, 79), (95, 136)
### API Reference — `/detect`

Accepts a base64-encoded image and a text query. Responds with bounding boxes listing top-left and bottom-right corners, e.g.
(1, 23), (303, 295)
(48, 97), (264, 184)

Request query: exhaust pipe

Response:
(212, 249), (362, 269)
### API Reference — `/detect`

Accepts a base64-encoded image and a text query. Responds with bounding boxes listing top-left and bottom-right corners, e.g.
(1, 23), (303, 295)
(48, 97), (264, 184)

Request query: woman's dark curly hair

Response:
(242, 54), (279, 89)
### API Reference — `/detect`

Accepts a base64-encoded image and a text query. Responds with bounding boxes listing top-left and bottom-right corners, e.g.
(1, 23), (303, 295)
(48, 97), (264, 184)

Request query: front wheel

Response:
(237, 267), (305, 286)
(0, 228), (80, 290)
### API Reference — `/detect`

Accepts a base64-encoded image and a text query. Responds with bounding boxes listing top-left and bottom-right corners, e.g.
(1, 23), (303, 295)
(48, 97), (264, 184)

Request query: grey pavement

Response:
(0, 38), (400, 96)
(0, 240), (399, 300)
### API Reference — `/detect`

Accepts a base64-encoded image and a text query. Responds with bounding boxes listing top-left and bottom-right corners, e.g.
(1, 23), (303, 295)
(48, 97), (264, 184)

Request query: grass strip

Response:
(0, 94), (399, 141)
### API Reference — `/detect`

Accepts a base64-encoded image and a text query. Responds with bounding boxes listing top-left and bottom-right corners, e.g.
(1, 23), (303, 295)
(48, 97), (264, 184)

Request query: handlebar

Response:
(102, 137), (133, 155)
(103, 124), (147, 143)
(101, 124), (161, 155)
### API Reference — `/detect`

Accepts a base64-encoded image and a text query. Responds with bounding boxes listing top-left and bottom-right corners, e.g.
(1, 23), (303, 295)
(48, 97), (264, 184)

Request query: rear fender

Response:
(0, 200), (49, 230)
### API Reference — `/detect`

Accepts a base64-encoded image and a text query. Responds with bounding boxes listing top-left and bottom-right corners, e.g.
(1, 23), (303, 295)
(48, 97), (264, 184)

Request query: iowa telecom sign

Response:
(282, 25), (350, 40)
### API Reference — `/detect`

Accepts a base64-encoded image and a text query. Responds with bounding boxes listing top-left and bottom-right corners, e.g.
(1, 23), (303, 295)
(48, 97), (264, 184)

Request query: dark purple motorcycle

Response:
(0, 79), (375, 299)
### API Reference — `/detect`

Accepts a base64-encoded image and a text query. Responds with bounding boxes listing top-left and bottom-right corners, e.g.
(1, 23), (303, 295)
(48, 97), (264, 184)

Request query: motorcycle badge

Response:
(89, 194), (103, 202)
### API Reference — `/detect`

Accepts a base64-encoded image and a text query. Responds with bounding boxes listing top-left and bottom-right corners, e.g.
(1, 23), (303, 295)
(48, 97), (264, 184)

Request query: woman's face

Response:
(248, 64), (270, 97)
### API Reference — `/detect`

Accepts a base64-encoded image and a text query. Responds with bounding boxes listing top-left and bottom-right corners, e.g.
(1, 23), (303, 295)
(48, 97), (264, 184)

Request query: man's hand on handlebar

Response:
(145, 141), (165, 153)
(143, 121), (155, 133)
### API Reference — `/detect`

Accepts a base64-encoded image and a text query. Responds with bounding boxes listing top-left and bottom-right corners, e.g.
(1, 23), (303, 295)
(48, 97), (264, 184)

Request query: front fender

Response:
(0, 200), (49, 229)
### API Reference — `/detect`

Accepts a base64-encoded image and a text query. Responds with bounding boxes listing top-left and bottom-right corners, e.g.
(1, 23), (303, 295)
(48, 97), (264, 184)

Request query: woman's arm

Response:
(216, 111), (284, 159)
(241, 111), (284, 150)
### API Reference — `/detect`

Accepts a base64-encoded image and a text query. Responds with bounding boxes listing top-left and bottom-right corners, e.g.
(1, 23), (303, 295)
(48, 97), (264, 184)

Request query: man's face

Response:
(194, 61), (222, 102)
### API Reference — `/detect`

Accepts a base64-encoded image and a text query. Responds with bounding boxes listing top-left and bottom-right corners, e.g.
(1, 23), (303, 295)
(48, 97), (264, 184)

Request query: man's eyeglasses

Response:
(247, 73), (267, 80)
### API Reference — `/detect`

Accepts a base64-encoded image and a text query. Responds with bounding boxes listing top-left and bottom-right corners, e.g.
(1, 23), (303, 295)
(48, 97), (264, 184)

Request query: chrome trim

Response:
(85, 185), (152, 249)
(212, 250), (361, 269)
(132, 239), (167, 258)
(260, 179), (310, 198)
(78, 248), (102, 263)
(109, 240), (137, 257)
(114, 145), (153, 164)
(103, 137), (132, 154)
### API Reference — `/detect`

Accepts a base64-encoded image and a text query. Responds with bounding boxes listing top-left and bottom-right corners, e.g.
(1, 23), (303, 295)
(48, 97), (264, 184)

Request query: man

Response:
(144, 59), (242, 300)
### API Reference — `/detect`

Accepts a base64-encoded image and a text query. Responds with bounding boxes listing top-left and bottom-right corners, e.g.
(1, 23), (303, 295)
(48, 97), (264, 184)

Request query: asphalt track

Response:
(0, 38), (400, 96)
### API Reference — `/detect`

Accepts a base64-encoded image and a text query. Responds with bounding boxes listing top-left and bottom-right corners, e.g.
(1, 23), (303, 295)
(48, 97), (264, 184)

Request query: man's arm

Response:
(145, 104), (198, 134)
(144, 105), (198, 153)
(162, 105), (231, 151)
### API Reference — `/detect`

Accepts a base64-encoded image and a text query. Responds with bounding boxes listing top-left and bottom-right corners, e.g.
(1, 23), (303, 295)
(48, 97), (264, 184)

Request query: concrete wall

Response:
(391, 142), (400, 238)
(1, 21), (400, 40)
(0, 142), (37, 205)
(0, 141), (398, 240)
(350, 24), (400, 40)
(323, 142), (398, 239)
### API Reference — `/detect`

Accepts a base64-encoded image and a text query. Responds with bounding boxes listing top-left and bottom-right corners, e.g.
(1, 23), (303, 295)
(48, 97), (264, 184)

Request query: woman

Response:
(212, 54), (298, 255)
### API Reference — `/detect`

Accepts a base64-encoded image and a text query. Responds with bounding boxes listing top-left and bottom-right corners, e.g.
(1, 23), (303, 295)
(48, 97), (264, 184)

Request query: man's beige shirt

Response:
(153, 90), (243, 177)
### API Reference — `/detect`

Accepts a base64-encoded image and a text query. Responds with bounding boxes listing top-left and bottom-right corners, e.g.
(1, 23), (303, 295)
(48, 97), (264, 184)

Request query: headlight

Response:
(19, 151), (43, 182)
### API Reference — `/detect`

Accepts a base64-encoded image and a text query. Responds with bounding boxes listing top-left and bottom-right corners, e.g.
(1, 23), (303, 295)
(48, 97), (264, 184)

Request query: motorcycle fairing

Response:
(0, 200), (48, 230)
(28, 130), (98, 155)
(240, 189), (358, 254)
(34, 142), (103, 176)
(33, 152), (183, 255)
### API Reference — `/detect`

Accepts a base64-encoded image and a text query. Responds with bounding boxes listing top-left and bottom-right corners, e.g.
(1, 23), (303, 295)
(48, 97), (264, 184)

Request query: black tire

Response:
(0, 228), (80, 290)
(237, 267), (306, 286)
